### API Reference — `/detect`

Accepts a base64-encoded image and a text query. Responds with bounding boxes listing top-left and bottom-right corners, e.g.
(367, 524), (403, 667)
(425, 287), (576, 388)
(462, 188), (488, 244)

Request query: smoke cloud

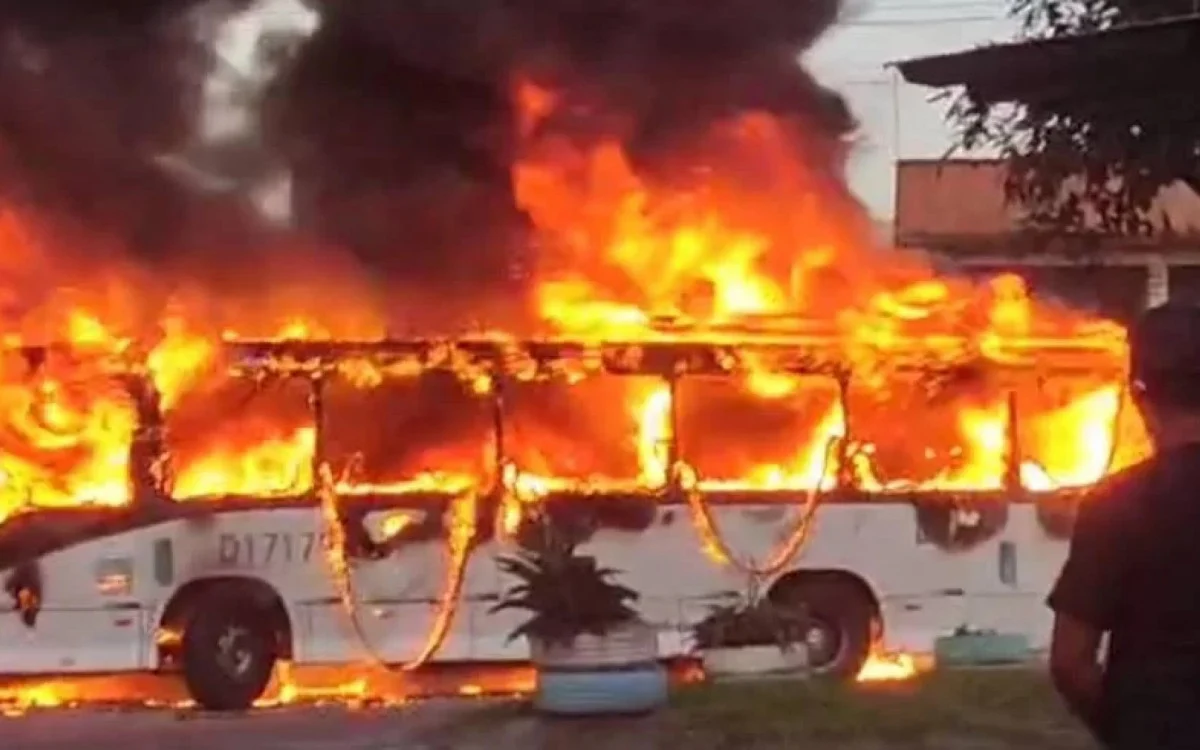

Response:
(0, 0), (853, 306)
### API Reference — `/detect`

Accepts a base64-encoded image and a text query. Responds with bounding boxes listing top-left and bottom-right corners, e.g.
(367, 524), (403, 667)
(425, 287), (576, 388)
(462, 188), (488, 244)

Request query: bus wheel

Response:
(770, 578), (874, 680)
(181, 594), (277, 711)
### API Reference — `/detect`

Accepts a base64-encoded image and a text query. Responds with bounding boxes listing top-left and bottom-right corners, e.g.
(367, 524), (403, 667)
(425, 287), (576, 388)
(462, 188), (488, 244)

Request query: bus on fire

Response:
(0, 328), (1136, 710)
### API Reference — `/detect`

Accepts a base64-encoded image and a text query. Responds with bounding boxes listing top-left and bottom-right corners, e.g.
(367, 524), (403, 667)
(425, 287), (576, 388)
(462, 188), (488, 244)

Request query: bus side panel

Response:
(154, 508), (490, 668)
(819, 503), (1068, 656)
(556, 503), (929, 657)
(0, 608), (148, 674)
(570, 505), (766, 657)
(158, 510), (326, 666)
(300, 536), (492, 665)
(0, 534), (149, 675)
(0, 500), (1072, 677)
(559, 501), (1069, 659)
(470, 537), (530, 661)
(952, 505), (1068, 654)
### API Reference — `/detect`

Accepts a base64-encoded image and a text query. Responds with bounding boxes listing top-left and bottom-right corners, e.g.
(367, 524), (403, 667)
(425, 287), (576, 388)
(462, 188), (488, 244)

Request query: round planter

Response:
(531, 620), (659, 669)
(534, 664), (669, 716)
(530, 620), (667, 716)
(701, 644), (809, 679)
(934, 632), (1031, 667)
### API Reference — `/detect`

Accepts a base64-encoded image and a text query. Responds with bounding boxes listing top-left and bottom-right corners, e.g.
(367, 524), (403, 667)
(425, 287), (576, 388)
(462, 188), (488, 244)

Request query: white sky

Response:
(807, 0), (1019, 219)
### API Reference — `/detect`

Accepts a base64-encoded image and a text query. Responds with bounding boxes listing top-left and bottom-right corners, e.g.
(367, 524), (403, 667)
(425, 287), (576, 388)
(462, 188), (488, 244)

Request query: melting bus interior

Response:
(0, 333), (1121, 570)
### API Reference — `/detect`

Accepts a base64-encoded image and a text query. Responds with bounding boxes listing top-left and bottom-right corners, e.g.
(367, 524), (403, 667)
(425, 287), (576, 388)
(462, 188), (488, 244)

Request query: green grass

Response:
(440, 669), (1094, 749)
(667, 669), (1091, 748)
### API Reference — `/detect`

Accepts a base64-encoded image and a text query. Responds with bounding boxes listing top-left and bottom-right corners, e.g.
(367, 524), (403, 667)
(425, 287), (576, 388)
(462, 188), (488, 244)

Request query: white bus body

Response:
(0, 335), (1105, 709)
(0, 498), (1066, 695)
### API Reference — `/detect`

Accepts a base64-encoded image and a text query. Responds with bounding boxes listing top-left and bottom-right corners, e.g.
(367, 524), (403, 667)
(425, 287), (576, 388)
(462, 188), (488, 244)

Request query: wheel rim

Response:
(802, 616), (843, 670)
(216, 625), (256, 681)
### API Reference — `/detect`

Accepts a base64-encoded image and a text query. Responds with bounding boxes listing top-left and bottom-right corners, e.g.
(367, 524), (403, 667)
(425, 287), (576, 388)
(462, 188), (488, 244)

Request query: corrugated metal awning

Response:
(894, 15), (1200, 102)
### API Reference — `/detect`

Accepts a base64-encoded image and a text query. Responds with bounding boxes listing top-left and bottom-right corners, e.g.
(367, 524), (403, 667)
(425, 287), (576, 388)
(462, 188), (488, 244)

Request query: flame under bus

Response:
(0, 331), (1122, 708)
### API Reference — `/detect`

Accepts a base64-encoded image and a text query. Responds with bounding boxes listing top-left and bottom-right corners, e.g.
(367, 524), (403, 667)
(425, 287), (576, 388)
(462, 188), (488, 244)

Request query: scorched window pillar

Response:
(666, 373), (681, 484)
(308, 372), (328, 483)
(1004, 390), (1021, 492)
(119, 371), (169, 505)
(835, 372), (853, 490)
(490, 373), (507, 493)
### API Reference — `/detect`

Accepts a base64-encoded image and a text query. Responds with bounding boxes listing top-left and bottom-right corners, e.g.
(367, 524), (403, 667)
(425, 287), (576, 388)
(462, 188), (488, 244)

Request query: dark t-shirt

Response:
(1047, 443), (1200, 747)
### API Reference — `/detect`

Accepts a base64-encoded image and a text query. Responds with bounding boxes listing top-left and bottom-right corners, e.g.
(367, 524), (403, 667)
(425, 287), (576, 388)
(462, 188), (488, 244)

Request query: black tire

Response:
(181, 592), (278, 711)
(770, 578), (875, 680)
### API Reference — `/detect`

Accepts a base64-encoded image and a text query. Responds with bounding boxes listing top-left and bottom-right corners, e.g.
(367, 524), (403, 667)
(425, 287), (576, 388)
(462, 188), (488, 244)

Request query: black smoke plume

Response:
(0, 0), (852, 296)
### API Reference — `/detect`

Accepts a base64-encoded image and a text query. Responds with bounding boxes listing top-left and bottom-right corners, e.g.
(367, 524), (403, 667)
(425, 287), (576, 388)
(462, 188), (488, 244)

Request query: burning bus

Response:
(0, 66), (1154, 710)
(0, 305), (1142, 710)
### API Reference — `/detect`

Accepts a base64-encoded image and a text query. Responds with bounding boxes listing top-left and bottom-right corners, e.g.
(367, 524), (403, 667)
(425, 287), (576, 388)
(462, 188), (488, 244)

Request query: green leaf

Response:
(488, 598), (532, 616)
(689, 599), (811, 650)
(496, 555), (542, 580)
(492, 519), (644, 643)
(944, 0), (1200, 238)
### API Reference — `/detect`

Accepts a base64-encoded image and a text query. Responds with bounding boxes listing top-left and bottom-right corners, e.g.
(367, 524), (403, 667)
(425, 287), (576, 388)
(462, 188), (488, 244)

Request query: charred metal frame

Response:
(0, 336), (1122, 565)
(222, 336), (1123, 501)
(0, 335), (1124, 512)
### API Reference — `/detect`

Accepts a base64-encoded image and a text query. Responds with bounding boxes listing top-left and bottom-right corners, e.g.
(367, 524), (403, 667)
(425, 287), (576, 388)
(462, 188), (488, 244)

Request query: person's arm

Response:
(1046, 489), (1130, 744)
(1049, 614), (1106, 739)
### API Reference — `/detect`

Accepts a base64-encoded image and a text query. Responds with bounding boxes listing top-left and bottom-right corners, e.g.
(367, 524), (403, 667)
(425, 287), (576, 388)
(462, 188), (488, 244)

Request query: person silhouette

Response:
(1048, 302), (1200, 749)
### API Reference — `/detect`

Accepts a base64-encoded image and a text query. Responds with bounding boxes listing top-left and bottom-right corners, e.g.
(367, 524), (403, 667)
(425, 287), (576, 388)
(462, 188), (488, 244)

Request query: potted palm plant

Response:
(491, 519), (668, 715)
(691, 597), (811, 679)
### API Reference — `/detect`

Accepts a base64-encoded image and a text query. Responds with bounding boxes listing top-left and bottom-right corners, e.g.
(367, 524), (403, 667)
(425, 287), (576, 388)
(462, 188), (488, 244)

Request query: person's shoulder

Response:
(1092, 459), (1156, 499)
(1076, 460), (1155, 528)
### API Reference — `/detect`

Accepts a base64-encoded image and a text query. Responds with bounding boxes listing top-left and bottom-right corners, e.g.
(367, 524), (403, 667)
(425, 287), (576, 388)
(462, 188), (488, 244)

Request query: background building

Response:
(895, 16), (1200, 323)
(895, 158), (1200, 323)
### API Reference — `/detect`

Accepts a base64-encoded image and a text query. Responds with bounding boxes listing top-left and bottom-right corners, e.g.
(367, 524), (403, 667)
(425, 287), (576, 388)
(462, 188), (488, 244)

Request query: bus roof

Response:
(222, 331), (1124, 380)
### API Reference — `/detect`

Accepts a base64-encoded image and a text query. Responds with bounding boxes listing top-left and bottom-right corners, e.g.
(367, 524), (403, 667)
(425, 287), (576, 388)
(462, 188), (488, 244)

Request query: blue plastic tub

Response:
(934, 632), (1031, 666)
(533, 664), (669, 716)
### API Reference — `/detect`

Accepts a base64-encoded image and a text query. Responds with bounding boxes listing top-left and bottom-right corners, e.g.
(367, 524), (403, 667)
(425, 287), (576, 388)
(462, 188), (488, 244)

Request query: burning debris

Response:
(0, 661), (537, 715)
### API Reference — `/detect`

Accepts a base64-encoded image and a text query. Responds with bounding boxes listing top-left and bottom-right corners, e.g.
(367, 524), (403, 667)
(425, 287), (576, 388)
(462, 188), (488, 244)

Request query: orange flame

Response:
(0, 75), (1155, 695)
(856, 652), (920, 682)
(0, 85), (1148, 526)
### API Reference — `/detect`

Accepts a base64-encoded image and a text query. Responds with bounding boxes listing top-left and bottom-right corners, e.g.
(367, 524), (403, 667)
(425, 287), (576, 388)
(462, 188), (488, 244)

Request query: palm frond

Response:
(492, 522), (642, 644)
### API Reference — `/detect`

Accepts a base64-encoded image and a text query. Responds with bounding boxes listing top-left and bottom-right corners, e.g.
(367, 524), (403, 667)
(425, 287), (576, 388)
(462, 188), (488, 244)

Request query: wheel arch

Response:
(155, 575), (294, 669)
(767, 568), (883, 639)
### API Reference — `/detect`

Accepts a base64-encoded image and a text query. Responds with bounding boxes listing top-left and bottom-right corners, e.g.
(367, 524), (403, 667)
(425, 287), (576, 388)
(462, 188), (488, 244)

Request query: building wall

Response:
(895, 159), (1200, 248)
(894, 159), (1200, 319)
(895, 160), (1016, 245)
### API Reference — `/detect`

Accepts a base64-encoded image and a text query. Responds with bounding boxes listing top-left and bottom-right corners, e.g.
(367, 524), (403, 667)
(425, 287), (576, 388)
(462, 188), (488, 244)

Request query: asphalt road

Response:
(0, 700), (687, 750)
(2, 701), (495, 750)
(0, 665), (546, 750)
(0, 662), (720, 749)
